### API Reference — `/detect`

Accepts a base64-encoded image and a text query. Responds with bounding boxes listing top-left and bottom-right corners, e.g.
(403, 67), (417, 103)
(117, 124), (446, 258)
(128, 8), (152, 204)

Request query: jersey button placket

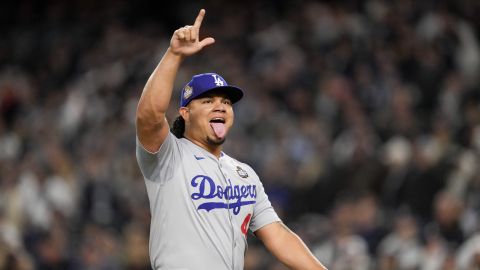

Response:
(219, 162), (228, 180)
(218, 162), (235, 270)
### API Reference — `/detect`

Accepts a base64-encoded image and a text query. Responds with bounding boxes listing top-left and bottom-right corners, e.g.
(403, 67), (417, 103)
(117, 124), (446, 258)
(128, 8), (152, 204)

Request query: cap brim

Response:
(195, 86), (244, 104)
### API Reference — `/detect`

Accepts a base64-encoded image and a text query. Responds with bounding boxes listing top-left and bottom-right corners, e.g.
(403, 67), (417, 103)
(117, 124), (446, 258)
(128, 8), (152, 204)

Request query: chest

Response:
(180, 155), (256, 226)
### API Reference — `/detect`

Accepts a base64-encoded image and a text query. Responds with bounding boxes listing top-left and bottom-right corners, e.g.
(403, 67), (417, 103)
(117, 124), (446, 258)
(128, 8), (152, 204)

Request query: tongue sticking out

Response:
(210, 122), (226, 139)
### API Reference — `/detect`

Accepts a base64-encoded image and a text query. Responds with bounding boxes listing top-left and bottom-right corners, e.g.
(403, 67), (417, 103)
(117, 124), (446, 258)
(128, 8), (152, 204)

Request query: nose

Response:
(212, 99), (227, 112)
(213, 104), (226, 113)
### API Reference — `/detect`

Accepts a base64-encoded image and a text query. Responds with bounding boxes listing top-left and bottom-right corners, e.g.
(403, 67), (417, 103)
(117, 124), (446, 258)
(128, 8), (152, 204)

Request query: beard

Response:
(207, 135), (226, 146)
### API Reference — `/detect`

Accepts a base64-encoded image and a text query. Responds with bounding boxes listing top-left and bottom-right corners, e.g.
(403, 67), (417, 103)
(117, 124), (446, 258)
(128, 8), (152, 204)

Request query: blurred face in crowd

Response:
(434, 192), (463, 226)
(180, 91), (234, 147)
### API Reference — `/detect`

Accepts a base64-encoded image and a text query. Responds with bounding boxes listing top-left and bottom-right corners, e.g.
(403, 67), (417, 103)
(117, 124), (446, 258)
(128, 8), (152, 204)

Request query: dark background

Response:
(1, 0), (480, 269)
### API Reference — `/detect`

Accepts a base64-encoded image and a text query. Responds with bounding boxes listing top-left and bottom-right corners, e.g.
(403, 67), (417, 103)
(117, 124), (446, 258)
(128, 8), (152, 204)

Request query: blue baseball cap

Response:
(180, 73), (244, 107)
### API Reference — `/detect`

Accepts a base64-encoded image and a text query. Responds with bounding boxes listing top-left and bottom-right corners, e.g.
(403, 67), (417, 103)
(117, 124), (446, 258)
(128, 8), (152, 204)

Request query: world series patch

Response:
(183, 85), (193, 99)
(236, 166), (248, 178)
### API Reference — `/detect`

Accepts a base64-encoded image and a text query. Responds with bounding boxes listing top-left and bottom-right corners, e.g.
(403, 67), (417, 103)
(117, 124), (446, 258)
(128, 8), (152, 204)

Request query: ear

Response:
(179, 107), (190, 121)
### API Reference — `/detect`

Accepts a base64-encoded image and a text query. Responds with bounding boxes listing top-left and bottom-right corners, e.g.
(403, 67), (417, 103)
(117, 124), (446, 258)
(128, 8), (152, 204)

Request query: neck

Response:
(184, 134), (223, 158)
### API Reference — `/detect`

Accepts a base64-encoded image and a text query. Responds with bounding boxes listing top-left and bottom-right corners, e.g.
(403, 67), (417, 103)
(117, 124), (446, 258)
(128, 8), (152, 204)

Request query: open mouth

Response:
(209, 118), (226, 138)
(209, 117), (225, 124)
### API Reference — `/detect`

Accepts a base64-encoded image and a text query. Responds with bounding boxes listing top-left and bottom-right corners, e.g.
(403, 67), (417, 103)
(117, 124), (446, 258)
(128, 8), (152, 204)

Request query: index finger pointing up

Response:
(193, 9), (206, 28)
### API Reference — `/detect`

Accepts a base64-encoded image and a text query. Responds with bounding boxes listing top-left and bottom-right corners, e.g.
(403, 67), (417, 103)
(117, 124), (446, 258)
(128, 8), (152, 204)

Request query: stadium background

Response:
(1, 0), (480, 269)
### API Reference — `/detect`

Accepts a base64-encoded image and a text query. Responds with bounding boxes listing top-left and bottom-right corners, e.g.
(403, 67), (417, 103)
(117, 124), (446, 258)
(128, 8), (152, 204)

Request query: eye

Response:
(201, 98), (213, 104)
(223, 99), (232, 105)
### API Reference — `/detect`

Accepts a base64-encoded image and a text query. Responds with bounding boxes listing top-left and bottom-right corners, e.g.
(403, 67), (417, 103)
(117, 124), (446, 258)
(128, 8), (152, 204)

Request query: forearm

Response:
(136, 48), (183, 151)
(275, 229), (327, 270)
(258, 223), (327, 270)
(137, 48), (182, 126)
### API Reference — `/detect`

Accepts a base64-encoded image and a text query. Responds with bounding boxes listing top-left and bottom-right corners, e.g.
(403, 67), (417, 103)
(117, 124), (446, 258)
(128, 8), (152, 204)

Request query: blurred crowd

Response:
(1, 0), (480, 269)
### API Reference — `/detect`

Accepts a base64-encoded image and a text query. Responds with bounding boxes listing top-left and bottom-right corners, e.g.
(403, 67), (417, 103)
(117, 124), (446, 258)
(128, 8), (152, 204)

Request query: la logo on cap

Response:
(212, 74), (225, 86)
(183, 85), (193, 99)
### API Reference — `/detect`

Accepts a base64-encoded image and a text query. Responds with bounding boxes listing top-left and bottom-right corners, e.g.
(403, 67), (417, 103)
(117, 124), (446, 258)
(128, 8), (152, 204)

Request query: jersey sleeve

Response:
(249, 170), (281, 232)
(136, 132), (179, 184)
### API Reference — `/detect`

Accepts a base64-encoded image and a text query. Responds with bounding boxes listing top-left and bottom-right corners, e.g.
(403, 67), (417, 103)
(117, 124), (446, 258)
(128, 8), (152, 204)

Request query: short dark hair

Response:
(171, 116), (185, 138)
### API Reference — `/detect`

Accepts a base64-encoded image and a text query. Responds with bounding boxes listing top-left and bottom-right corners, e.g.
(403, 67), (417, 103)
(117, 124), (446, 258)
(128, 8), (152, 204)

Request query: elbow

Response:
(136, 108), (149, 129)
(136, 99), (151, 122)
(136, 111), (165, 131)
(135, 106), (149, 125)
(136, 100), (165, 126)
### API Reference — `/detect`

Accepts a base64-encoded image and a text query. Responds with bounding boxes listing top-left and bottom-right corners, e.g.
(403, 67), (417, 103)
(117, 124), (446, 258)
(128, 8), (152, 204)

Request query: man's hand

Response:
(170, 9), (215, 57)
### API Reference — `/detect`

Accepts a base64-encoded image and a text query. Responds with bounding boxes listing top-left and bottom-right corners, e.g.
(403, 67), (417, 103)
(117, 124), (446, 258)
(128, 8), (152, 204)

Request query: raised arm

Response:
(255, 222), (328, 270)
(136, 9), (215, 152)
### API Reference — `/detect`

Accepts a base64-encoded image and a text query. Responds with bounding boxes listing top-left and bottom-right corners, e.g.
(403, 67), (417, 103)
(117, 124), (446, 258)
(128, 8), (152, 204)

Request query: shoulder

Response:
(222, 153), (259, 180)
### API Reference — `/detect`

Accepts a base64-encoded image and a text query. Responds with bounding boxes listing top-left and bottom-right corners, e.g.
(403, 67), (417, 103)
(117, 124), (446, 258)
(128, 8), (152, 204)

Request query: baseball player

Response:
(136, 9), (327, 270)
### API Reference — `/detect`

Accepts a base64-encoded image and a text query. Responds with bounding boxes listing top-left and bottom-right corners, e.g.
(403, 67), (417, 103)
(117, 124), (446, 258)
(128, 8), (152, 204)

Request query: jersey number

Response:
(241, 214), (252, 235)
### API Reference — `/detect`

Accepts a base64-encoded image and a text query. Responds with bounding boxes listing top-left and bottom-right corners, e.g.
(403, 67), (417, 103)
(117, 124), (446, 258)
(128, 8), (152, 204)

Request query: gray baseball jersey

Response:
(136, 132), (281, 270)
